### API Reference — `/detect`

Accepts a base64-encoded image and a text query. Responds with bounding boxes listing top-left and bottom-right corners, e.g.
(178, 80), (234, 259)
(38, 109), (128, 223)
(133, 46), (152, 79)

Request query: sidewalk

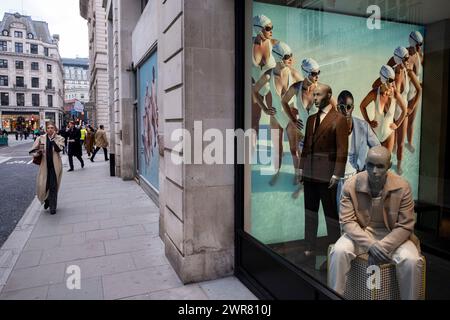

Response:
(0, 135), (35, 148)
(0, 156), (257, 300)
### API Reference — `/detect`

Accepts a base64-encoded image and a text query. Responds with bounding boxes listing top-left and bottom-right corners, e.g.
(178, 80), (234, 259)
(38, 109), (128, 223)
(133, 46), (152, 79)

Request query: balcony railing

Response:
(45, 86), (56, 93)
(13, 84), (27, 91)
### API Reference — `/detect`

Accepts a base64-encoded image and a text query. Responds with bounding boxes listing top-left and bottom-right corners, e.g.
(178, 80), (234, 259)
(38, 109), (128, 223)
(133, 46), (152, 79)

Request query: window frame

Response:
(0, 92), (9, 106)
(0, 40), (7, 51)
(31, 77), (39, 88)
(0, 75), (9, 87)
(31, 62), (39, 71)
(30, 43), (38, 54)
(32, 93), (40, 107)
(15, 42), (23, 53)
(15, 60), (23, 70)
(15, 76), (24, 87)
(16, 93), (25, 106)
(0, 59), (8, 68)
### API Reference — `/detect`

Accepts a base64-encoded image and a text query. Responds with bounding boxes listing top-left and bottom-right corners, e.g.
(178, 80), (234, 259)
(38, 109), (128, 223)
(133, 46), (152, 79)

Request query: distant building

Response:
(0, 12), (64, 132)
(62, 57), (90, 125)
(62, 57), (89, 103)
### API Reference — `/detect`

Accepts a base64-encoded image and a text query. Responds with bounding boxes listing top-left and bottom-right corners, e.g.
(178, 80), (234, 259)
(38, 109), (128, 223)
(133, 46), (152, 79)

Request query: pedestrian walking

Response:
(85, 126), (95, 157)
(59, 127), (67, 155)
(66, 121), (85, 171)
(90, 125), (109, 162)
(29, 122), (65, 215)
(80, 126), (87, 151)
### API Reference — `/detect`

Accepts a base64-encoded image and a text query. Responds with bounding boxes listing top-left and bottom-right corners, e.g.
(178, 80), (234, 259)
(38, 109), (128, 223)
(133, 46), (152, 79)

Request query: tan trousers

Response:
(329, 229), (424, 300)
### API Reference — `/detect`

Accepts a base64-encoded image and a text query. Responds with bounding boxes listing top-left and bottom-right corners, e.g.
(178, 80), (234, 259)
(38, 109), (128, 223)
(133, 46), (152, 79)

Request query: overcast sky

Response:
(0, 0), (88, 58)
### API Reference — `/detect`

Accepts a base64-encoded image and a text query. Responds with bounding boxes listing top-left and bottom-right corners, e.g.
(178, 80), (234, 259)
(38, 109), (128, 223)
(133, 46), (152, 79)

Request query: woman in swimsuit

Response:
(282, 58), (320, 191)
(406, 31), (424, 153)
(361, 65), (407, 153)
(268, 41), (303, 186)
(252, 14), (277, 151)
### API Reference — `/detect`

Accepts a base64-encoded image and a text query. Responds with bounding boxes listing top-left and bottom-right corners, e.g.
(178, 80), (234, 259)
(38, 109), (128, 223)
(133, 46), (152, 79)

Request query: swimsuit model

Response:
(252, 37), (276, 96)
(373, 87), (396, 143)
(395, 67), (410, 120)
(296, 81), (318, 138)
(271, 68), (296, 129)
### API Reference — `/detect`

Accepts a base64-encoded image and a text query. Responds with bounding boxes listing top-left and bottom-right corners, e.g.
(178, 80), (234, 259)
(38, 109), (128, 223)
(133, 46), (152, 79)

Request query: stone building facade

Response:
(80, 0), (110, 134)
(100, 0), (235, 283)
(0, 12), (64, 132)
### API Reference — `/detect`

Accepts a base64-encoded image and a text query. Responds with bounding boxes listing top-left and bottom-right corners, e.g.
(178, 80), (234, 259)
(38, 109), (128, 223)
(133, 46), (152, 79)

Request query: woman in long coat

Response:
(84, 126), (95, 157)
(30, 122), (65, 215)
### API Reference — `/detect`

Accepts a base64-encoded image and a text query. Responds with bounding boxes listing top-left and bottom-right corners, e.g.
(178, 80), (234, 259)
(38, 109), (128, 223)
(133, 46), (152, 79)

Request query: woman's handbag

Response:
(31, 149), (43, 165)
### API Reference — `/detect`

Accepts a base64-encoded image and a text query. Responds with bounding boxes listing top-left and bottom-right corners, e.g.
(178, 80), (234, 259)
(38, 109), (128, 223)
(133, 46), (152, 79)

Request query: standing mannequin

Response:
(336, 90), (380, 207)
(298, 84), (348, 258)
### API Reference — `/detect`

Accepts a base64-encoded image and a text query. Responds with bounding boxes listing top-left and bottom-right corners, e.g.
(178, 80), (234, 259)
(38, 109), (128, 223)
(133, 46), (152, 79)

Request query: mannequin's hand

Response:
(368, 243), (390, 266)
(266, 107), (276, 116)
(328, 176), (339, 189)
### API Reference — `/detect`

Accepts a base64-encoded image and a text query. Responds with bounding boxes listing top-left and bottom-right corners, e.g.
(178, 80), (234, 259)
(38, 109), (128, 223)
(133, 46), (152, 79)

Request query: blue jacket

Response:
(349, 117), (380, 171)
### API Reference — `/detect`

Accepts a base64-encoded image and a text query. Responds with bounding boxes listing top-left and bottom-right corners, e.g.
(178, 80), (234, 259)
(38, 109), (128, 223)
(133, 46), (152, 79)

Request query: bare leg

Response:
(396, 119), (408, 175)
(269, 116), (283, 186)
(407, 104), (419, 152)
(286, 121), (300, 185)
(382, 132), (395, 153)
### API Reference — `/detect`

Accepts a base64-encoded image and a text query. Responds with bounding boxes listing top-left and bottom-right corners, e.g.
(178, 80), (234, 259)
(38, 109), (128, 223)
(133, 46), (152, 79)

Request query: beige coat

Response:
(31, 134), (65, 203)
(340, 171), (420, 255)
(94, 129), (109, 148)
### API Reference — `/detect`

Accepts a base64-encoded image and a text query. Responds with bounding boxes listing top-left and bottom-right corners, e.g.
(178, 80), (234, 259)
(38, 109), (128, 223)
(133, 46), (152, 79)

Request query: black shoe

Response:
(44, 200), (49, 210)
(50, 209), (57, 215)
(105, 158), (109, 161)
(90, 158), (94, 162)
(81, 161), (85, 168)
(68, 169), (74, 172)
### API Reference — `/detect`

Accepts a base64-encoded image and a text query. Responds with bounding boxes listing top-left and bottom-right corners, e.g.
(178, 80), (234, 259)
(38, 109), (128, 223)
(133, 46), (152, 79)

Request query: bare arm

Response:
(406, 69), (422, 114)
(393, 89), (407, 128)
(360, 90), (376, 126)
(282, 85), (298, 123)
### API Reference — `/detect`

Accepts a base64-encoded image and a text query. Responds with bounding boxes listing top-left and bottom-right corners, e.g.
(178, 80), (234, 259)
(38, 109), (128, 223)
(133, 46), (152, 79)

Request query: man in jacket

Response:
(66, 121), (84, 172)
(90, 125), (109, 162)
(336, 90), (380, 207)
(328, 146), (423, 300)
(299, 84), (348, 258)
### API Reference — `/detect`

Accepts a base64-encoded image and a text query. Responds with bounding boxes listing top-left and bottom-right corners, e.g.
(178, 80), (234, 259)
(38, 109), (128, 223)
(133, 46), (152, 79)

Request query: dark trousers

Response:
(68, 154), (84, 169)
(303, 180), (341, 251)
(91, 147), (108, 161)
(45, 167), (58, 211)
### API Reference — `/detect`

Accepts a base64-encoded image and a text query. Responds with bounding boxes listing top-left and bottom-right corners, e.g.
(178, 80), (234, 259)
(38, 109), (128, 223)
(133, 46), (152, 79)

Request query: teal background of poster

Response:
(138, 51), (159, 191)
(251, 2), (425, 244)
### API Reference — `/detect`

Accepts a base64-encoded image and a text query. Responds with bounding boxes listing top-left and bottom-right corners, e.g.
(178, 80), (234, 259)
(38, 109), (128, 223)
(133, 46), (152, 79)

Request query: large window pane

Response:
(245, 0), (450, 300)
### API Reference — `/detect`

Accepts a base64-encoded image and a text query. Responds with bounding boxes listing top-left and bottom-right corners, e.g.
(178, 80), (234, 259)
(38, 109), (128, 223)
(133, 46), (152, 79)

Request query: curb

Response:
(0, 196), (43, 293)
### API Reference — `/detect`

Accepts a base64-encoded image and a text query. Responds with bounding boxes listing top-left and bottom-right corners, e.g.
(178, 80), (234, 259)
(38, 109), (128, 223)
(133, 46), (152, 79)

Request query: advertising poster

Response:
(250, 2), (424, 245)
(138, 51), (159, 191)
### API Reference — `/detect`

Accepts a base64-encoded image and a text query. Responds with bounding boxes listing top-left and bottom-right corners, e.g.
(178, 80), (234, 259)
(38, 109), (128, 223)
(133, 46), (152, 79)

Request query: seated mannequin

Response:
(328, 146), (423, 300)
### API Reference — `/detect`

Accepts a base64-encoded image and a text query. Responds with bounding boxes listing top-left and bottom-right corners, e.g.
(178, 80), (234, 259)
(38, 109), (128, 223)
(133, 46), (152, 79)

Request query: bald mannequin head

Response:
(314, 84), (332, 110)
(366, 146), (392, 190)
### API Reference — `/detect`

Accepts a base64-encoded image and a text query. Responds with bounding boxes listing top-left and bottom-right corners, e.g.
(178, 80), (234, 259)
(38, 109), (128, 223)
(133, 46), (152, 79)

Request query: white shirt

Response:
(344, 132), (357, 176)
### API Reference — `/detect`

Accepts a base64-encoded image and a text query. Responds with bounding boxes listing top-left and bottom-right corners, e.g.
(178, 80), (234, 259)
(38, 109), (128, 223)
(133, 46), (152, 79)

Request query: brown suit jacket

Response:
(340, 171), (420, 254)
(300, 107), (348, 183)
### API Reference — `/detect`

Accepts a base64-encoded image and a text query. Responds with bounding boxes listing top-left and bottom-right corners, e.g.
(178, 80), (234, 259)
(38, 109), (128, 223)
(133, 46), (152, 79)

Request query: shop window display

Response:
(244, 1), (449, 300)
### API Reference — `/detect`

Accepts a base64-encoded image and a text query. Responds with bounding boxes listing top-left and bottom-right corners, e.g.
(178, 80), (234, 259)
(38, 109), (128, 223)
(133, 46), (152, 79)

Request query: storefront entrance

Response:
(1, 112), (40, 133)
